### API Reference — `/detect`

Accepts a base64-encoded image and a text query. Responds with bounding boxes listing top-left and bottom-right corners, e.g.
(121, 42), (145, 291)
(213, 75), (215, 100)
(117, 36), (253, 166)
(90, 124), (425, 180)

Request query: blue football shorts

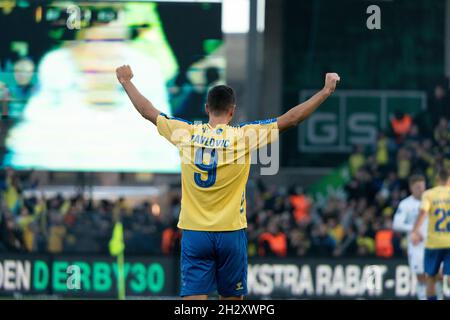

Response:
(424, 248), (450, 276)
(180, 229), (248, 297)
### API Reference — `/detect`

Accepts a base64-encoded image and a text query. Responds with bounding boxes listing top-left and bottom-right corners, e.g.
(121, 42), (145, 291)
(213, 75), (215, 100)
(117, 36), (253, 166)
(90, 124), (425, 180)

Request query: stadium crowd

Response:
(0, 82), (449, 258)
(0, 172), (168, 254)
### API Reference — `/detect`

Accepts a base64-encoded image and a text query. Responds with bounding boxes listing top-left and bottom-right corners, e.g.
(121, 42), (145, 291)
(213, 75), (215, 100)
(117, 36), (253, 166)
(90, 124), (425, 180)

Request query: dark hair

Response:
(207, 85), (236, 115)
(437, 167), (450, 183)
(409, 174), (425, 187)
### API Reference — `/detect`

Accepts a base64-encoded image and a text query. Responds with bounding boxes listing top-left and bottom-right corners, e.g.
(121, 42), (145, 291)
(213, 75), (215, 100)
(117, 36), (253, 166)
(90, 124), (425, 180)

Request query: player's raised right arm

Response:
(116, 65), (160, 125)
(277, 73), (340, 132)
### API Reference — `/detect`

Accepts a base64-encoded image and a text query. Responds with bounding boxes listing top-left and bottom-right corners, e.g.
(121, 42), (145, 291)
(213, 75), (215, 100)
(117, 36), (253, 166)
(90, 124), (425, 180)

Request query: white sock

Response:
(416, 282), (427, 300)
(435, 281), (443, 300)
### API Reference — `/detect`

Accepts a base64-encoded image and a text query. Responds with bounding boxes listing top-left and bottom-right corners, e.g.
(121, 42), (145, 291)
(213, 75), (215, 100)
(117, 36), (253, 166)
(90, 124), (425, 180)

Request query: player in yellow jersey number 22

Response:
(412, 168), (450, 300)
(116, 64), (340, 300)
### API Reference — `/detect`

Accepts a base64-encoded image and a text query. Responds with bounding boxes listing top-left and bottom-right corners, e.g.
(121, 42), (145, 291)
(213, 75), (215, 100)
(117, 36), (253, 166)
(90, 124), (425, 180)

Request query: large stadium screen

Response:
(0, 0), (224, 172)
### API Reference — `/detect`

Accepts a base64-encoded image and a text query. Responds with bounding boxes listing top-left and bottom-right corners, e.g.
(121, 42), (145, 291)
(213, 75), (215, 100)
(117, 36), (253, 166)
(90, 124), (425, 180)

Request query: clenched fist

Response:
(323, 73), (341, 95)
(116, 65), (133, 85)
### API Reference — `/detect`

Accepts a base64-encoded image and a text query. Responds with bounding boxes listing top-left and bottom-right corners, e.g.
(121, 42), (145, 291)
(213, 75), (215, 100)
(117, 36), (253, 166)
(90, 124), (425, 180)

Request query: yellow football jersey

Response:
(420, 186), (450, 249)
(156, 113), (279, 231)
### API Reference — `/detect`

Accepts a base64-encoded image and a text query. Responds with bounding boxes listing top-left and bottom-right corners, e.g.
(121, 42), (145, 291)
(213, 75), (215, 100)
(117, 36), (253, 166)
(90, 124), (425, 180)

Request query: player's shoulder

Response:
(430, 185), (450, 198)
(226, 119), (278, 138)
(422, 188), (437, 199)
(158, 113), (195, 133)
(237, 118), (278, 128)
(425, 186), (441, 194)
(399, 195), (415, 206)
(159, 112), (193, 124)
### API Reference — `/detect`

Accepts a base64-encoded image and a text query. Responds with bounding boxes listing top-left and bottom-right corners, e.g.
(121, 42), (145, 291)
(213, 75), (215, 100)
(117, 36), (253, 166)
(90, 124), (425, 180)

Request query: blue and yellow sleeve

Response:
(239, 118), (279, 151)
(156, 113), (192, 146)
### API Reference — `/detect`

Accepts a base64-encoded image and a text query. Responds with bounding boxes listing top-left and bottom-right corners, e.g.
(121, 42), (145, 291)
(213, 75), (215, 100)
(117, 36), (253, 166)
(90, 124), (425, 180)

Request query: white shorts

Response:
(408, 245), (425, 275)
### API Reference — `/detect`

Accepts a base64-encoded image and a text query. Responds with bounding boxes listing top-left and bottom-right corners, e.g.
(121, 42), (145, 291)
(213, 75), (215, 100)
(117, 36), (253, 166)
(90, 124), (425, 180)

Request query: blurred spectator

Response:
(0, 210), (21, 252)
(434, 117), (450, 142)
(3, 168), (22, 214)
(47, 214), (66, 254)
(396, 148), (411, 187)
(258, 219), (287, 257)
(349, 145), (365, 177)
(356, 225), (375, 256)
(375, 227), (394, 258)
(390, 110), (412, 143)
(375, 132), (389, 168)
(16, 206), (34, 251)
(288, 186), (311, 224)
(327, 218), (345, 244)
(310, 223), (336, 257)
(287, 229), (310, 256)
(333, 224), (357, 257)
(161, 220), (181, 256)
(429, 81), (450, 125)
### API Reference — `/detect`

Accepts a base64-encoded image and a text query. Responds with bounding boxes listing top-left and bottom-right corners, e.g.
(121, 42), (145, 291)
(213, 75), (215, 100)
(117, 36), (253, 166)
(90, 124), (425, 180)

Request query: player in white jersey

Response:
(393, 174), (442, 300)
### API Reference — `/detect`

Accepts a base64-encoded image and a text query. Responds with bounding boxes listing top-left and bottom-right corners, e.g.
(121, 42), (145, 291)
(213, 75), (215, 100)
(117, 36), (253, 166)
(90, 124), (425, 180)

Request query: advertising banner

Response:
(0, 254), (50, 296)
(1, 255), (448, 299)
(0, 255), (175, 298)
(298, 90), (426, 153)
(247, 258), (450, 299)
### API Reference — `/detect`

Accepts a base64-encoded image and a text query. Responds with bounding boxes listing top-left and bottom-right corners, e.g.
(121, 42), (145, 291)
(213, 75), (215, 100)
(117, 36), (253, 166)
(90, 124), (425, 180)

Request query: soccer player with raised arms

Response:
(412, 168), (450, 300)
(116, 64), (340, 300)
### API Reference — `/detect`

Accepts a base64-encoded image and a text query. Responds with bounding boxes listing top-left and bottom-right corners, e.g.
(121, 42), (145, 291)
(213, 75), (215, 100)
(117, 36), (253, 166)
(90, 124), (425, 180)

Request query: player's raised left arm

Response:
(116, 65), (160, 125)
(411, 209), (427, 245)
(277, 73), (340, 132)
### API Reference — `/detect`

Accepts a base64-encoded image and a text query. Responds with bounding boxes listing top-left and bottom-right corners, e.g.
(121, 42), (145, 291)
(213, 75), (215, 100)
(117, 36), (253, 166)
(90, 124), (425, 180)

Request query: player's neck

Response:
(208, 117), (230, 128)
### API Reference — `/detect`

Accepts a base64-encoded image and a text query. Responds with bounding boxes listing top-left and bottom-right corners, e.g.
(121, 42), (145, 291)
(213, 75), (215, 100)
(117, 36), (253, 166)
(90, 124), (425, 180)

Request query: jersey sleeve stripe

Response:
(238, 118), (277, 127)
(160, 112), (193, 125)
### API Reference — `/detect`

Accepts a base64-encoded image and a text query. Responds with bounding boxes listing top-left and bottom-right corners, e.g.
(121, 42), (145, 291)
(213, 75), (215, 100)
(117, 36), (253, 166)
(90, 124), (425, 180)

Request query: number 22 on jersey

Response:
(434, 208), (450, 232)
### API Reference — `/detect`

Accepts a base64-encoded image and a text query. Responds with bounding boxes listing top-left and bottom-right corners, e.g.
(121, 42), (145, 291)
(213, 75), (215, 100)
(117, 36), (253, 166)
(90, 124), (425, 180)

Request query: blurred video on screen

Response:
(0, 0), (224, 172)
